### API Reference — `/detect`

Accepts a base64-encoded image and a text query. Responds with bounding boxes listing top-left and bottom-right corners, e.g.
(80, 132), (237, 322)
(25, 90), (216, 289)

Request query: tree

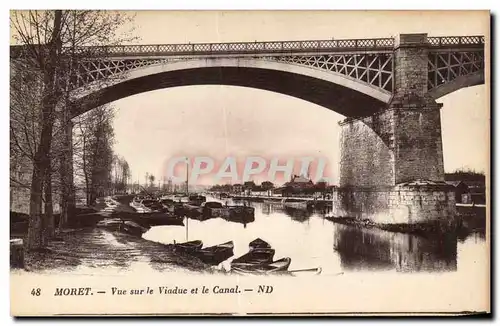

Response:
(73, 105), (115, 205)
(10, 10), (63, 249)
(121, 159), (131, 193)
(110, 155), (131, 193)
(261, 181), (274, 190)
(149, 174), (155, 188)
(315, 180), (327, 190)
(244, 181), (256, 189)
(10, 10), (136, 250)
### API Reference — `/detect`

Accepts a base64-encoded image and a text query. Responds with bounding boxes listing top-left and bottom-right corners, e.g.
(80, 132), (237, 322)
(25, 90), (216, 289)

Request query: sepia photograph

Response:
(9, 9), (490, 316)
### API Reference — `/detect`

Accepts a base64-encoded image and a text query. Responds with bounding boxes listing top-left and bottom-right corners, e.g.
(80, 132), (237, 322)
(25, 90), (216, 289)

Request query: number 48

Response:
(31, 288), (41, 296)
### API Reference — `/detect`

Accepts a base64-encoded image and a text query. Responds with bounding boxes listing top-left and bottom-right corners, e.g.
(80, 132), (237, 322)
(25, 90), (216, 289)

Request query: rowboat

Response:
(121, 220), (150, 236)
(249, 238), (271, 250)
(231, 248), (275, 266)
(96, 218), (150, 237)
(173, 240), (203, 253)
(231, 257), (292, 275)
(192, 241), (234, 265)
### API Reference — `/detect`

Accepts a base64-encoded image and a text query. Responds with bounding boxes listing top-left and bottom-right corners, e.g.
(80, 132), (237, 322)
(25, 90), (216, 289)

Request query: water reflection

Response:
(333, 225), (457, 272)
(261, 203), (313, 222)
(144, 196), (481, 274)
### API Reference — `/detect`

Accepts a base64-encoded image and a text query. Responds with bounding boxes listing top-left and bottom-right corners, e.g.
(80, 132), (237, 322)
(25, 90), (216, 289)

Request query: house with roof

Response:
(273, 174), (316, 196)
(445, 181), (471, 204)
(444, 172), (486, 205)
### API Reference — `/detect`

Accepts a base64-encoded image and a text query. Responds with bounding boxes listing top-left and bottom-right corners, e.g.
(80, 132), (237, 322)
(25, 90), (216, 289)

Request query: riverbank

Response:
(18, 228), (212, 274)
(10, 206), (212, 274)
(228, 194), (332, 206)
(325, 205), (486, 237)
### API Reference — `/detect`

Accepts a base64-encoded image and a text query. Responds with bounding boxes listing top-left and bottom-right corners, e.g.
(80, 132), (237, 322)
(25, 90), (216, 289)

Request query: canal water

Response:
(143, 196), (487, 276)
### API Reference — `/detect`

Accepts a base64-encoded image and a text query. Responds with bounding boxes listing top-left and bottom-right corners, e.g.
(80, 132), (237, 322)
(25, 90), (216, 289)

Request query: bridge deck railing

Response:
(74, 38), (396, 57)
(10, 36), (484, 59)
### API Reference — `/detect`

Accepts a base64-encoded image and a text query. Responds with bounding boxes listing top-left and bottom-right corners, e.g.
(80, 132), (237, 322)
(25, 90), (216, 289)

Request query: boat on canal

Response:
(231, 257), (292, 275)
(110, 211), (184, 227)
(137, 212), (184, 226)
(192, 241), (234, 266)
(188, 194), (206, 206)
(201, 201), (225, 218)
(160, 198), (186, 215)
(96, 218), (150, 237)
(172, 240), (203, 253)
(219, 205), (255, 224)
(249, 238), (271, 250)
(231, 247), (276, 267)
(182, 195), (209, 217)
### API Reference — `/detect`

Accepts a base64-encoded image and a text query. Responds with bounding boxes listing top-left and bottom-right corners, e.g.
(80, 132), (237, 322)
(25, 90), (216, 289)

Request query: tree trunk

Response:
(26, 153), (44, 250)
(26, 10), (62, 251)
(59, 119), (75, 230)
(44, 166), (54, 240)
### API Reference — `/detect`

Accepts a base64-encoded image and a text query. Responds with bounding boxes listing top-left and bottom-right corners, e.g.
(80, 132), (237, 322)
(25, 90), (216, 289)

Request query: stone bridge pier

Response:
(332, 34), (457, 226)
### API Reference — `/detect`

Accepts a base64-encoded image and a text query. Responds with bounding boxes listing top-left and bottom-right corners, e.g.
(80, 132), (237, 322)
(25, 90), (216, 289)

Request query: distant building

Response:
(445, 181), (471, 204)
(444, 172), (486, 205)
(233, 184), (243, 194)
(274, 174), (316, 197)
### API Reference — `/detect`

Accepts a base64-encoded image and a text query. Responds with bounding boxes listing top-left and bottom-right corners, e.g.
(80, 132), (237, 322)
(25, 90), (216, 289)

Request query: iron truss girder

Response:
(68, 53), (395, 93)
(266, 53), (394, 92)
(427, 49), (484, 91)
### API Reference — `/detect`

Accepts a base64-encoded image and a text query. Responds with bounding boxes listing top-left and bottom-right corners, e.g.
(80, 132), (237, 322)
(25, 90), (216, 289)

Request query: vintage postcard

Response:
(9, 10), (490, 316)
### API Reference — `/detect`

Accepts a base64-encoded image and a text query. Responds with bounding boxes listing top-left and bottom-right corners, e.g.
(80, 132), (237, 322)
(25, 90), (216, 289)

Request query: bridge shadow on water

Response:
(332, 224), (458, 272)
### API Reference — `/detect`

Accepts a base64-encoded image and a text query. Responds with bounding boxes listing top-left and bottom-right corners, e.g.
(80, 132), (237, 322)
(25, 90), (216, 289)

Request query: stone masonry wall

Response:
(389, 184), (456, 224)
(338, 106), (445, 188)
(332, 184), (456, 225)
(338, 110), (395, 187)
(393, 33), (430, 101)
(333, 34), (451, 225)
(393, 108), (445, 183)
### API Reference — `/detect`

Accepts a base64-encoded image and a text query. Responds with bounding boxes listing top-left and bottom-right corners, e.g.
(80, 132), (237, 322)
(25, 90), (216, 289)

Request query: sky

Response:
(107, 11), (489, 186)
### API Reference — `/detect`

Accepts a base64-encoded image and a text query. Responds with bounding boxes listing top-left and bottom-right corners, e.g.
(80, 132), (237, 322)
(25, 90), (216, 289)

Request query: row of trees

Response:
(112, 155), (131, 193)
(73, 106), (131, 203)
(445, 169), (486, 182)
(10, 10), (136, 250)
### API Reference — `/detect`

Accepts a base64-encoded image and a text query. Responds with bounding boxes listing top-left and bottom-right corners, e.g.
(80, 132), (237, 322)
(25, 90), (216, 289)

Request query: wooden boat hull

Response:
(231, 257), (292, 275)
(249, 238), (271, 250)
(183, 204), (203, 216)
(122, 221), (150, 237)
(96, 219), (150, 237)
(173, 240), (203, 253)
(193, 241), (234, 265)
(220, 206), (255, 224)
(231, 248), (275, 267)
(139, 212), (184, 226)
